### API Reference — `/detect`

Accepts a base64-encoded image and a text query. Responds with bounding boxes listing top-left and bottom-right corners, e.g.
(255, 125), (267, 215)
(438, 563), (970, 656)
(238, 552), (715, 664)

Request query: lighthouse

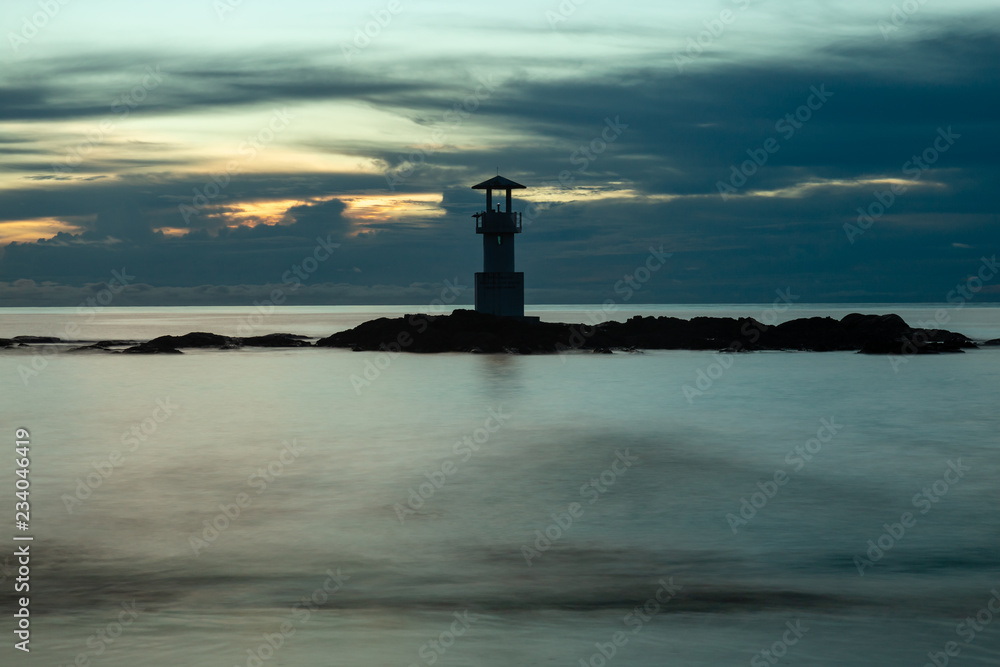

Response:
(471, 175), (526, 318)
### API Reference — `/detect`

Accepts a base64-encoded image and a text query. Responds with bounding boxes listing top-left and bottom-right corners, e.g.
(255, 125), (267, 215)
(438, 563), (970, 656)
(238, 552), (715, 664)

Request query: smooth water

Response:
(1, 305), (999, 666)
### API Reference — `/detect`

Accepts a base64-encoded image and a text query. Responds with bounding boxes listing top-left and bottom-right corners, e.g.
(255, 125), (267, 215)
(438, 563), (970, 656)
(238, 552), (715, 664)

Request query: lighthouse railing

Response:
(476, 211), (522, 234)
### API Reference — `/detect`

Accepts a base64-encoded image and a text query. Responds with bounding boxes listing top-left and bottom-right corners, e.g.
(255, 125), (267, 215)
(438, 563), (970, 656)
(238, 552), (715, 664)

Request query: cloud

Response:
(0, 52), (427, 122)
(1, 19), (999, 305)
(0, 280), (476, 309)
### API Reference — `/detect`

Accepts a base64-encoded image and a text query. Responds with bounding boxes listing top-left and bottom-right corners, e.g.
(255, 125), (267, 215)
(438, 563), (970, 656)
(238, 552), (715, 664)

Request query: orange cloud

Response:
(0, 218), (83, 245)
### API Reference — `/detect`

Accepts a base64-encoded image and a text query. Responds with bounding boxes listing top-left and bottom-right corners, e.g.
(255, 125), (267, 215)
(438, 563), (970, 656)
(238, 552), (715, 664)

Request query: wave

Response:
(9, 541), (994, 617)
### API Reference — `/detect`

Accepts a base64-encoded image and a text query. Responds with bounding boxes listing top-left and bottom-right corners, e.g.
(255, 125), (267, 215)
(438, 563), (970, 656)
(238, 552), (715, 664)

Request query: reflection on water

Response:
(1, 306), (999, 666)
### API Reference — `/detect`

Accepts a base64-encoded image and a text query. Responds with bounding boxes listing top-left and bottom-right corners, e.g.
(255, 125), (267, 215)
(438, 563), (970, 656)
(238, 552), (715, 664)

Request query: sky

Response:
(1, 0), (998, 306)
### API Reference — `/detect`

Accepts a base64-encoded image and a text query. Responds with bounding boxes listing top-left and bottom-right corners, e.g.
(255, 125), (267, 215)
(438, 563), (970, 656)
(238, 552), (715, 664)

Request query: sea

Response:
(1, 304), (999, 667)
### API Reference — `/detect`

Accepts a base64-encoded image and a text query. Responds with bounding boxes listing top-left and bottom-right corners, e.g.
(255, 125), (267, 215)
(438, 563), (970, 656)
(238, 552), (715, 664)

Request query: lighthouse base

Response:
(475, 272), (524, 318)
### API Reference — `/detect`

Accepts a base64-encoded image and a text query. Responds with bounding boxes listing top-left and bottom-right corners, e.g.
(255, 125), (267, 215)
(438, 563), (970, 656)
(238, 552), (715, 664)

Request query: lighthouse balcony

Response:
(474, 211), (522, 234)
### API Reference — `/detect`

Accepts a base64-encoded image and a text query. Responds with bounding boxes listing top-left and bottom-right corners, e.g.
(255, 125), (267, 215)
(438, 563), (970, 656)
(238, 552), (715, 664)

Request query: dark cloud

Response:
(0, 279), (476, 308)
(0, 52), (428, 121)
(1, 21), (999, 305)
(283, 198), (350, 234)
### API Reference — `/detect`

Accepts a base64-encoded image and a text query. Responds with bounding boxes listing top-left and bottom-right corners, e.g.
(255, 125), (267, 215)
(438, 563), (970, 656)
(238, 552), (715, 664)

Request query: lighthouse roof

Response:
(472, 175), (526, 190)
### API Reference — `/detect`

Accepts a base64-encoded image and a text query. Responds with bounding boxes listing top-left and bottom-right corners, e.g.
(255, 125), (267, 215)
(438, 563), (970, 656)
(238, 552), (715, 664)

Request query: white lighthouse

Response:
(471, 175), (526, 317)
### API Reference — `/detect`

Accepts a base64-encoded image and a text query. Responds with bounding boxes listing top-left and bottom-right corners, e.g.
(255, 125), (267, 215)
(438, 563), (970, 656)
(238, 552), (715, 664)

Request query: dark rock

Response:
(317, 310), (587, 353)
(841, 312), (909, 334)
(68, 344), (118, 353)
(919, 329), (977, 350)
(317, 309), (976, 355)
(121, 345), (184, 354)
(239, 333), (312, 347)
(120, 331), (313, 354)
(68, 340), (140, 352)
(123, 331), (235, 354)
(856, 324), (974, 355)
(12, 335), (61, 344)
(983, 338), (1000, 346)
(760, 317), (850, 351)
(577, 315), (763, 351)
(5, 313), (977, 357)
(156, 332), (236, 348)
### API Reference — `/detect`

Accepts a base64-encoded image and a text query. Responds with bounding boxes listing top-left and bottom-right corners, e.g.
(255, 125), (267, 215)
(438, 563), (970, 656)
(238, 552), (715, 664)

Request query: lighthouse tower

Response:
(471, 175), (526, 317)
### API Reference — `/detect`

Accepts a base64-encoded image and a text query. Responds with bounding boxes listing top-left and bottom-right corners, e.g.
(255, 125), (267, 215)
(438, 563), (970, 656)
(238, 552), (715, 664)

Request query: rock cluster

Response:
(1, 311), (984, 355)
(120, 332), (312, 354)
(315, 310), (977, 354)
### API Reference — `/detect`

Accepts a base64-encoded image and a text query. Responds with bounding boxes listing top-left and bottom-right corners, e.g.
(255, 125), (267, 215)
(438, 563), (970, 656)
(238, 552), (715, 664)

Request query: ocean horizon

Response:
(3, 302), (1000, 342)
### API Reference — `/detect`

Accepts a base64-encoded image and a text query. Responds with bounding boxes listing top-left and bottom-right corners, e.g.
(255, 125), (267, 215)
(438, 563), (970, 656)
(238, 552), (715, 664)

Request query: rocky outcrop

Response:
(316, 310), (579, 353)
(67, 340), (141, 352)
(121, 332), (313, 354)
(1, 335), (62, 347)
(12, 335), (62, 344)
(316, 310), (977, 354)
(122, 332), (232, 353)
(3, 312), (980, 355)
(239, 333), (312, 347)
